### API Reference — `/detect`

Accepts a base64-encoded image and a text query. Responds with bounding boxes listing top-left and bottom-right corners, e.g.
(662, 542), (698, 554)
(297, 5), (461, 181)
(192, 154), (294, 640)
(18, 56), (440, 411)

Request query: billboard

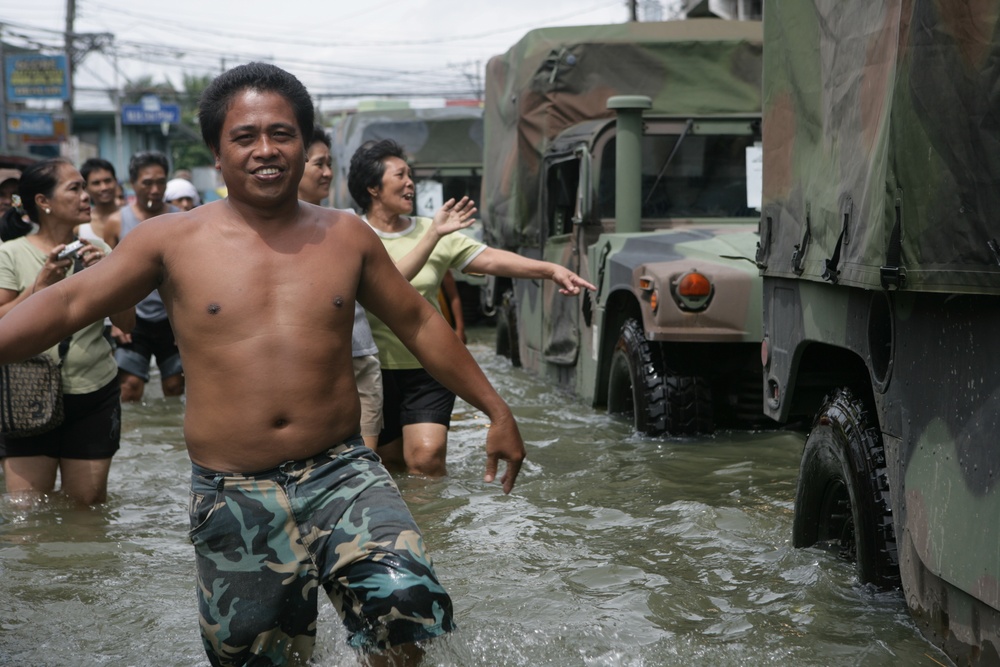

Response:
(5, 54), (70, 101)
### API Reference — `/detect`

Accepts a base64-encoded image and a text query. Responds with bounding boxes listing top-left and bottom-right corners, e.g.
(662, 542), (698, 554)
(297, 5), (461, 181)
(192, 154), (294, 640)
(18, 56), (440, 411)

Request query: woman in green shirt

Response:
(0, 158), (135, 505)
(348, 139), (594, 479)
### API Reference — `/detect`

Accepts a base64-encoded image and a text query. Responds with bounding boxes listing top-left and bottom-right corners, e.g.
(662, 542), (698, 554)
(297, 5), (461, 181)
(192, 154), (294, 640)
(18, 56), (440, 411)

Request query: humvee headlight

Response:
(672, 270), (713, 311)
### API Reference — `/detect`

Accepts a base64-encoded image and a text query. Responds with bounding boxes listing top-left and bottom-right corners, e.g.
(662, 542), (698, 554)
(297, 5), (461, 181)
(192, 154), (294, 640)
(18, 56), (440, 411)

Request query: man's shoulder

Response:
(92, 207), (121, 224)
(126, 205), (204, 239)
(307, 204), (368, 232)
(159, 200), (218, 226)
(314, 204), (362, 222)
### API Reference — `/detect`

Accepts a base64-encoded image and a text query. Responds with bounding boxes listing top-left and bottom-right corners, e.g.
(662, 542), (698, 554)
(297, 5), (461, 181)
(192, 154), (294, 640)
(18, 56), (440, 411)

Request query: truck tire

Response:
(607, 319), (714, 436)
(663, 374), (713, 435)
(494, 290), (521, 367)
(792, 388), (900, 589)
(607, 318), (669, 435)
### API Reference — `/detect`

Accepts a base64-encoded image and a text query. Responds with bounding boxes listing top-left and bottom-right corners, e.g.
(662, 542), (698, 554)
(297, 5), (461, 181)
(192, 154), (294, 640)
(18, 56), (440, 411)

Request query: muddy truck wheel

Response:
(607, 319), (713, 436)
(793, 388), (900, 589)
(608, 319), (667, 435)
(663, 374), (713, 435)
(495, 290), (521, 367)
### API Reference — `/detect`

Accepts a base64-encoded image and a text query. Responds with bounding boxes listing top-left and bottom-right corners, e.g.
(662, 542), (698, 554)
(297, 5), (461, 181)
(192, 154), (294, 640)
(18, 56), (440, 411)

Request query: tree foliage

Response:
(118, 73), (214, 172)
(171, 73), (214, 171)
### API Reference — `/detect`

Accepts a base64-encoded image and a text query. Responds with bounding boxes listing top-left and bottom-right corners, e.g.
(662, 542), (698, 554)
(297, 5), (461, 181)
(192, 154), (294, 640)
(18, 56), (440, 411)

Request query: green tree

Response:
(170, 73), (214, 172)
(121, 75), (176, 104)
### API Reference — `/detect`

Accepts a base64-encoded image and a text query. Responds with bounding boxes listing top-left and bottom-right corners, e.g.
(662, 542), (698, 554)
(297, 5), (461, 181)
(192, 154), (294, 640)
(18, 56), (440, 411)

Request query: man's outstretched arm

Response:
(0, 223), (163, 364)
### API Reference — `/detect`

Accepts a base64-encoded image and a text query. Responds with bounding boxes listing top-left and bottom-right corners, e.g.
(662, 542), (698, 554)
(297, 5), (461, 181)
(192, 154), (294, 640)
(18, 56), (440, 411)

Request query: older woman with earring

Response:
(0, 158), (135, 505)
(348, 139), (595, 479)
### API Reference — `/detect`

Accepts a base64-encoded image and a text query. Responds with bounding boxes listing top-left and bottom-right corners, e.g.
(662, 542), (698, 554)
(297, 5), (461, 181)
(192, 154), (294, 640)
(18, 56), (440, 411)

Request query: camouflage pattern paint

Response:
(483, 19), (763, 251)
(762, 1), (1000, 661)
(483, 20), (769, 433)
(189, 443), (453, 664)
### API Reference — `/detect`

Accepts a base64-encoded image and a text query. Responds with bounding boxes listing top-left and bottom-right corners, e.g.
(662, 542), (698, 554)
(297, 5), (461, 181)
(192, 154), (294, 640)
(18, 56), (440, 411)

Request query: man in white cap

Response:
(164, 177), (200, 212)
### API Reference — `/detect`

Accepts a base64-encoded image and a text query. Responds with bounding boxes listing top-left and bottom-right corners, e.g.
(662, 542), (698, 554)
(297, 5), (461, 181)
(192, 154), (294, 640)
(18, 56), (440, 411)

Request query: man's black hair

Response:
(198, 62), (315, 154)
(128, 151), (170, 184)
(80, 157), (116, 183)
(310, 124), (330, 150)
(0, 158), (71, 241)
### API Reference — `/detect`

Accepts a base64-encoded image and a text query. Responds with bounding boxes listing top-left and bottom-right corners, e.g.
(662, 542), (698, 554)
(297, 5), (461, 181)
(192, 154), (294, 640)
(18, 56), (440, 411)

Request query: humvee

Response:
(761, 1), (1000, 662)
(481, 20), (770, 434)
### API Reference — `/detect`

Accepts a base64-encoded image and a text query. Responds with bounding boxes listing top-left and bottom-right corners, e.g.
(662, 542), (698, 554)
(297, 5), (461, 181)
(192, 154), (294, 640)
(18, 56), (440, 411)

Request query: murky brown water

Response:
(0, 327), (951, 666)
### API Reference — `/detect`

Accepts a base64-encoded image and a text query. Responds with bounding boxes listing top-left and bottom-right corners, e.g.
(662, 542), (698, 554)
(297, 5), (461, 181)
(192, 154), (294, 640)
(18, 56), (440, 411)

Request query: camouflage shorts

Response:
(188, 438), (455, 666)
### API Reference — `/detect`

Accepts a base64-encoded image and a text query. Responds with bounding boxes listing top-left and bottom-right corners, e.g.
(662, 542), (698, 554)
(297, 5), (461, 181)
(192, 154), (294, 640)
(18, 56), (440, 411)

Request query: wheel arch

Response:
(780, 341), (877, 428)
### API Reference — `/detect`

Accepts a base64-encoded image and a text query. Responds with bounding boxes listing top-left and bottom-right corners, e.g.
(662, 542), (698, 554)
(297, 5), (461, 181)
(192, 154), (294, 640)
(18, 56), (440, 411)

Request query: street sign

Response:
(7, 113), (55, 136)
(5, 55), (70, 101)
(121, 95), (181, 126)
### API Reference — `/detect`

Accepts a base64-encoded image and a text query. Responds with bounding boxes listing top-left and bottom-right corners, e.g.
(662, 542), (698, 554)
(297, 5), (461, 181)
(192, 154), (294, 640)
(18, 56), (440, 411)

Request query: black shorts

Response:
(378, 367), (456, 446)
(1, 378), (121, 460)
(115, 316), (182, 382)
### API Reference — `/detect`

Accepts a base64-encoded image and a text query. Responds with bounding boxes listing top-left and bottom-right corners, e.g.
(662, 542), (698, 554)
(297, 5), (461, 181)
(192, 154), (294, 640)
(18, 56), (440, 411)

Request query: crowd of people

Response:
(0, 62), (594, 665)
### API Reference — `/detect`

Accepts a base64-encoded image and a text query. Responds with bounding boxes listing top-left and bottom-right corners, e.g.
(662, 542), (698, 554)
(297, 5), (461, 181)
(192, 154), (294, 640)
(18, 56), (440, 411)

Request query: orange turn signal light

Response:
(677, 271), (712, 298)
(671, 270), (714, 311)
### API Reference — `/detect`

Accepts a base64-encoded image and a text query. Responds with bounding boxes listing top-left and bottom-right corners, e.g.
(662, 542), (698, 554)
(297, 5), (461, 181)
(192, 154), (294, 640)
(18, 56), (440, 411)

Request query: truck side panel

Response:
(763, 1), (1000, 661)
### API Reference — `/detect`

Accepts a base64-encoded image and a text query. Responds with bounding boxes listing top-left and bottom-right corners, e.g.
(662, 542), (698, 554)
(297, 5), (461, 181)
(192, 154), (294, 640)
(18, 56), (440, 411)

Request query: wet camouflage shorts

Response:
(188, 438), (455, 666)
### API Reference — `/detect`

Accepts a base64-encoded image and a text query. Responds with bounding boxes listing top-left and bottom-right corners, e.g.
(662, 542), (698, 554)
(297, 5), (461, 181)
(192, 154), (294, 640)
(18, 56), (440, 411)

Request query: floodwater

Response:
(0, 327), (952, 667)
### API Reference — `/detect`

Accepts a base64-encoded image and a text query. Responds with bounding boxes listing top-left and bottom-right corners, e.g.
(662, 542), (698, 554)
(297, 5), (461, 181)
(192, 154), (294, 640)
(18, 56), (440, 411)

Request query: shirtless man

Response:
(78, 158), (121, 243)
(0, 62), (524, 666)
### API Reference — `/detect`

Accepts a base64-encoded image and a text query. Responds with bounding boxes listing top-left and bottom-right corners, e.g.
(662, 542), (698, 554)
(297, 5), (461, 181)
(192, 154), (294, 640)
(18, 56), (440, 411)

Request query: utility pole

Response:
(64, 0), (75, 146)
(0, 24), (7, 154)
(113, 47), (123, 175)
(628, 0), (639, 21)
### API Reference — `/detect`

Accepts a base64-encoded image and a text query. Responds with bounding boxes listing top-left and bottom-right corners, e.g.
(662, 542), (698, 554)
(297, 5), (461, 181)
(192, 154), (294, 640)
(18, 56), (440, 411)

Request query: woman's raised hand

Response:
(431, 196), (477, 237)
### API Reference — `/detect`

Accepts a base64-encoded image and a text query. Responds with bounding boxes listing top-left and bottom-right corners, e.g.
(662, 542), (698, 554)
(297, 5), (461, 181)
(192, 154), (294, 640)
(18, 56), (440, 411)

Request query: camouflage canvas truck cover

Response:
(328, 106), (489, 322)
(482, 19), (769, 435)
(760, 1), (1000, 662)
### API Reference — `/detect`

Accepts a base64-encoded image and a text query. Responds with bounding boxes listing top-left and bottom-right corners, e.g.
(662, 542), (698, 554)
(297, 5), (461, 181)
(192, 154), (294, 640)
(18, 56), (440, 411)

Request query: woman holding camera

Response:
(0, 158), (135, 505)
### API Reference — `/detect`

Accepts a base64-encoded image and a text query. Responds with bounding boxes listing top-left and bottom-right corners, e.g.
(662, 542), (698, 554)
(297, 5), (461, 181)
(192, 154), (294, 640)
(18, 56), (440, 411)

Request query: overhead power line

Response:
(2, 1), (628, 101)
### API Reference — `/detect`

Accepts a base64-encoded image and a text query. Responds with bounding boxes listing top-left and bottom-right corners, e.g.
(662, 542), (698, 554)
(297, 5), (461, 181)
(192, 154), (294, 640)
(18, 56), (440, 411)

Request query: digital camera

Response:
(57, 240), (86, 260)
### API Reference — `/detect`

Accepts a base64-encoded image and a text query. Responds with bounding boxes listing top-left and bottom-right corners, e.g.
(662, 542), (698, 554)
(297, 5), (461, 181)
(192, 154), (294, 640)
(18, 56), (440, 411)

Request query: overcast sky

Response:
(3, 0), (674, 111)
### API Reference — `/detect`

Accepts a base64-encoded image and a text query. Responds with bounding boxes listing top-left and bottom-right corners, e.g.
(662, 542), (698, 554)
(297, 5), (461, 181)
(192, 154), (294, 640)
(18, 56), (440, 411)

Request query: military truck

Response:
(481, 20), (769, 435)
(760, 1), (1000, 662)
(329, 105), (488, 323)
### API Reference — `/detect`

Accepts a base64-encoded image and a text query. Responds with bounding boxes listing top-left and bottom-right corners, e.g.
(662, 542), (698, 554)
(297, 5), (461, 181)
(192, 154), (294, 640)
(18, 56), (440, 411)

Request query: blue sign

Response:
(121, 95), (181, 125)
(7, 113), (55, 136)
(5, 54), (70, 101)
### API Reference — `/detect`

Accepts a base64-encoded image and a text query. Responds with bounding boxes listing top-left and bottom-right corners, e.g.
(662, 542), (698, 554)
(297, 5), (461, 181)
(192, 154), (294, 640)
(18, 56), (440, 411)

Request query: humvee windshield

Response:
(597, 121), (761, 220)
